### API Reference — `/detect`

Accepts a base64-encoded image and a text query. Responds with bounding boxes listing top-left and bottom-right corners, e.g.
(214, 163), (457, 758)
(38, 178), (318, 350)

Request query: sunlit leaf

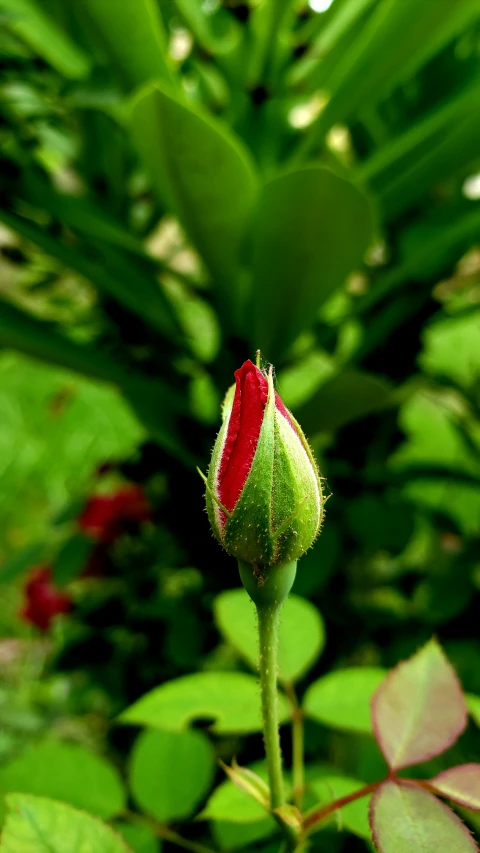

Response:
(303, 668), (386, 733)
(213, 589), (325, 683)
(119, 672), (290, 734)
(0, 794), (130, 853)
(371, 639), (467, 771)
(370, 781), (478, 853)
(430, 765), (480, 811)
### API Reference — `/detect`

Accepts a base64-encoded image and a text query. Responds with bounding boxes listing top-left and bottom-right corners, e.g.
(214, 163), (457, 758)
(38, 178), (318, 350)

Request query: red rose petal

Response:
(218, 361), (268, 514)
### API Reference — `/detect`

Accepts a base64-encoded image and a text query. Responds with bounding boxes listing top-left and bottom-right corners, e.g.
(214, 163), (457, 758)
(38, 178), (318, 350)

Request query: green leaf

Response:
(298, 0), (479, 153)
(212, 819), (275, 851)
(0, 0), (90, 78)
(115, 824), (160, 853)
(201, 762), (274, 824)
(467, 694), (480, 728)
(303, 667), (387, 733)
(377, 111), (480, 220)
(370, 781), (478, 853)
(80, 0), (173, 90)
(0, 209), (178, 342)
(359, 76), (480, 194)
(0, 303), (186, 460)
(0, 793), (130, 853)
(420, 310), (480, 390)
(309, 775), (371, 839)
(213, 589), (325, 683)
(430, 765), (480, 811)
(129, 728), (215, 822)
(20, 174), (146, 257)
(52, 534), (94, 586)
(371, 639), (467, 771)
(174, 0), (240, 54)
(250, 167), (373, 358)
(0, 542), (47, 585)
(289, 0), (377, 87)
(119, 672), (290, 734)
(294, 370), (393, 435)
(129, 83), (257, 319)
(0, 739), (125, 820)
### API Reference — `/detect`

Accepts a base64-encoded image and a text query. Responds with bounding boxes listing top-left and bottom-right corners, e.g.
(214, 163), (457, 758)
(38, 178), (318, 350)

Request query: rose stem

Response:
(238, 559), (298, 828)
(257, 601), (285, 808)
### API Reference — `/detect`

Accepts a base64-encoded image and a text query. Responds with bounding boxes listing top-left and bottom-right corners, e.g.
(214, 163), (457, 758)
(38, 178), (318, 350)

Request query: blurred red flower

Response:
(20, 566), (72, 632)
(78, 484), (151, 543)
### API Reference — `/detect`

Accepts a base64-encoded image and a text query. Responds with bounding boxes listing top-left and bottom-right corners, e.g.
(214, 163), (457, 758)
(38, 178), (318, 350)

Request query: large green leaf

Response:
(213, 589), (325, 684)
(0, 739), (125, 820)
(370, 781), (478, 853)
(0, 0), (90, 78)
(119, 672), (290, 734)
(303, 667), (387, 733)
(129, 83), (257, 321)
(79, 0), (173, 90)
(250, 167), (373, 358)
(0, 794), (130, 853)
(294, 369), (393, 435)
(129, 728), (215, 822)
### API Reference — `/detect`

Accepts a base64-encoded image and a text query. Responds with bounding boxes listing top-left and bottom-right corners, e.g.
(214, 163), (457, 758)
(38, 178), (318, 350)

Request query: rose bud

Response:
(204, 360), (323, 571)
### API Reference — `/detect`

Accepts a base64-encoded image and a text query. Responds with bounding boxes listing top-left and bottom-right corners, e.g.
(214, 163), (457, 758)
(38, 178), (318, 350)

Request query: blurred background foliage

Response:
(0, 0), (480, 850)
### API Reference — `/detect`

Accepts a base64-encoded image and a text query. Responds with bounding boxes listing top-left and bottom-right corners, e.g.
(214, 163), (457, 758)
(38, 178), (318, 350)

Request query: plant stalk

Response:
(257, 601), (285, 809)
(285, 683), (304, 811)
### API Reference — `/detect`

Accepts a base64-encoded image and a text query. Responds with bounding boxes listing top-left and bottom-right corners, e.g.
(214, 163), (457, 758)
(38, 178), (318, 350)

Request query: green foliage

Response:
(250, 167), (373, 358)
(129, 728), (215, 822)
(120, 671), (290, 734)
(0, 739), (125, 820)
(1, 0), (480, 850)
(214, 589), (325, 683)
(0, 794), (130, 853)
(303, 668), (387, 733)
(371, 782), (477, 853)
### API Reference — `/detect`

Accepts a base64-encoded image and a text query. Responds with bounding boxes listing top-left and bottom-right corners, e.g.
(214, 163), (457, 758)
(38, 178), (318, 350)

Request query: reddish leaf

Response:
(430, 765), (480, 811)
(371, 639), (467, 770)
(370, 780), (478, 853)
